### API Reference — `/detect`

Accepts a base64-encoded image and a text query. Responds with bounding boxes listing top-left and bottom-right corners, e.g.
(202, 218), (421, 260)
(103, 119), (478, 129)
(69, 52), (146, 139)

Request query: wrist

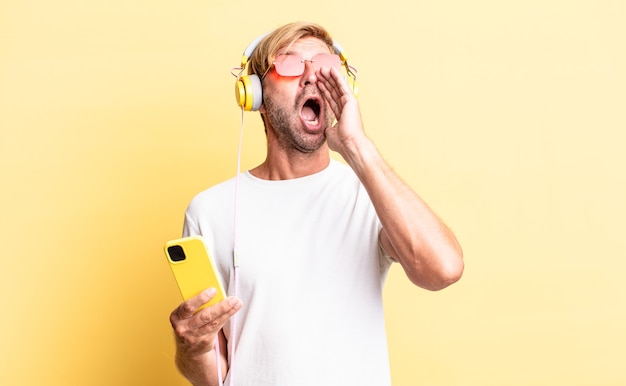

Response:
(340, 136), (381, 175)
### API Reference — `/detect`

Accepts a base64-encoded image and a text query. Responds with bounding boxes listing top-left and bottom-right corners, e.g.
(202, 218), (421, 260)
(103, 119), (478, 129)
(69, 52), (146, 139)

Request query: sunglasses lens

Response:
(312, 54), (341, 70)
(272, 54), (342, 77)
(274, 55), (304, 76)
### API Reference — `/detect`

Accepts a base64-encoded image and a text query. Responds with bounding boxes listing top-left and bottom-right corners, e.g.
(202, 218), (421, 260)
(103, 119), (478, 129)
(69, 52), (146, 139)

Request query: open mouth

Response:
(300, 97), (322, 128)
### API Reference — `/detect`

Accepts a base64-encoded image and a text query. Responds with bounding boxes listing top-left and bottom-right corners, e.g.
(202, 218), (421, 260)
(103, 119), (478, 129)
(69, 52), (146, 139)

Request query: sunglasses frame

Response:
(263, 53), (342, 78)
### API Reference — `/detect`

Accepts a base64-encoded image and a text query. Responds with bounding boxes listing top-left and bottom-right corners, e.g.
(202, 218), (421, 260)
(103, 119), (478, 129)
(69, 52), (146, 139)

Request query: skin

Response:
(169, 36), (464, 386)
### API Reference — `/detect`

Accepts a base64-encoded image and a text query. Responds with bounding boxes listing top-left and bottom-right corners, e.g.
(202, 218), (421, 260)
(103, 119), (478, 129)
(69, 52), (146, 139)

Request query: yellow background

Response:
(1, 1), (624, 385)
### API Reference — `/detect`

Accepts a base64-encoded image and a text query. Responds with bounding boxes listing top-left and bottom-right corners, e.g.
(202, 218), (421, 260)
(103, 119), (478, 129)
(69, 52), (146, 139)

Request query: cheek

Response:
(264, 74), (298, 98)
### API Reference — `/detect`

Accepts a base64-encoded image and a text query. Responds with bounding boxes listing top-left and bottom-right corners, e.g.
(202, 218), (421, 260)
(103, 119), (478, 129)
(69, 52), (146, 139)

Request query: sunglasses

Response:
(269, 53), (342, 77)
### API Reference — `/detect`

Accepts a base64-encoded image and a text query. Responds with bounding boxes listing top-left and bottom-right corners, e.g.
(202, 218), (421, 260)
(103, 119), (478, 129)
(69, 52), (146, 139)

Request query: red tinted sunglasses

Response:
(270, 53), (341, 77)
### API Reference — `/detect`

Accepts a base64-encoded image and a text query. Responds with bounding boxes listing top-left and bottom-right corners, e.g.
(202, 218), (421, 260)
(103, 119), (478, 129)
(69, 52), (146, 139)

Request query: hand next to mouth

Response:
(317, 66), (369, 161)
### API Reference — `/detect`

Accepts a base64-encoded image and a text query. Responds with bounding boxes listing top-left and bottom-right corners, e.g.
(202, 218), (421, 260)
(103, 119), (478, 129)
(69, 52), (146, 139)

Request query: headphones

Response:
(234, 33), (358, 111)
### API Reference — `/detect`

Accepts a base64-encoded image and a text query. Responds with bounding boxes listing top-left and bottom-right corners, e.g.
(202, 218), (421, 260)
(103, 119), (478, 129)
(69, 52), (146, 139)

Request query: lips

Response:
(299, 96), (322, 130)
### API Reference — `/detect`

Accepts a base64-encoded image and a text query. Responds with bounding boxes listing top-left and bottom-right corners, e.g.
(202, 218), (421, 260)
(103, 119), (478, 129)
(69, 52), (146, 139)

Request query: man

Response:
(169, 21), (463, 386)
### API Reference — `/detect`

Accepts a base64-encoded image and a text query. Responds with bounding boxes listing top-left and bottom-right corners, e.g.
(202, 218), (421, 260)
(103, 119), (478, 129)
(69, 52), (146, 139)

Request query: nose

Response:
(300, 60), (318, 87)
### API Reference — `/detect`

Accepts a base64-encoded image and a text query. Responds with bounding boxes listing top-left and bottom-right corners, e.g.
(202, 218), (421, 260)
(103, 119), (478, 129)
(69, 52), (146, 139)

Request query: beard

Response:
(262, 88), (334, 153)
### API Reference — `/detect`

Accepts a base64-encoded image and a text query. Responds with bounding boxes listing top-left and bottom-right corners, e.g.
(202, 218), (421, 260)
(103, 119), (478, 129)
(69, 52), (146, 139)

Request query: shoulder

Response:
(327, 159), (359, 182)
(185, 175), (238, 215)
(326, 159), (367, 194)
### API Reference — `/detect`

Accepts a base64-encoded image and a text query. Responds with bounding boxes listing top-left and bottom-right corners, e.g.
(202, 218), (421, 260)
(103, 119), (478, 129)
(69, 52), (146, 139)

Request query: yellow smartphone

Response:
(164, 235), (226, 310)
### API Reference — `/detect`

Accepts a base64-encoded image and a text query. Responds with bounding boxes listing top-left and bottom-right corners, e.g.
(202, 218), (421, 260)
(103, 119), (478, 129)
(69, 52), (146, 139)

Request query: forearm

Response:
(175, 332), (228, 386)
(318, 66), (463, 289)
(341, 136), (464, 290)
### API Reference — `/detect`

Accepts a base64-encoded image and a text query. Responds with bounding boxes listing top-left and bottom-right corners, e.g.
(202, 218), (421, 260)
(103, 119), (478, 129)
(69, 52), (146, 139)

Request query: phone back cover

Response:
(164, 236), (226, 309)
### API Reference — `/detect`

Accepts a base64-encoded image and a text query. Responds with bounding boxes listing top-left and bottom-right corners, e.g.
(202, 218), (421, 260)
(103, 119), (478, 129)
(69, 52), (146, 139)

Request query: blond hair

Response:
(248, 22), (335, 77)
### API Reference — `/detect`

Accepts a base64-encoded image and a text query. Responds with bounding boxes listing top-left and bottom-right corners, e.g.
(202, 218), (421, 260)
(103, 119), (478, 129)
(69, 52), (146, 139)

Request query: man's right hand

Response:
(170, 288), (242, 358)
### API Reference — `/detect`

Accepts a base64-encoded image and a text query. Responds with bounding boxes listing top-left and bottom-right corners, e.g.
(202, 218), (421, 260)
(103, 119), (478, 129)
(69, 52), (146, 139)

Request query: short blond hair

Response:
(248, 22), (335, 77)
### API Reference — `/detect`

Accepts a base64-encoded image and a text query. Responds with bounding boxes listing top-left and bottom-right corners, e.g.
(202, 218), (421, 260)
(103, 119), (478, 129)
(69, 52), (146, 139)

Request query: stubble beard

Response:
(263, 90), (334, 154)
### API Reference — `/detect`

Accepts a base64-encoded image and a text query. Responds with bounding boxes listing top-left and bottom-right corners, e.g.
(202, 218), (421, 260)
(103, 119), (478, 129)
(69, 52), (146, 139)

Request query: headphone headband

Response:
(240, 33), (269, 67)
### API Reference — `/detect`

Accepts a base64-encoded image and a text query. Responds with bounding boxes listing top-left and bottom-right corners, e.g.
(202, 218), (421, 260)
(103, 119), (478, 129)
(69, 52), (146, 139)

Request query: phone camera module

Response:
(167, 245), (186, 262)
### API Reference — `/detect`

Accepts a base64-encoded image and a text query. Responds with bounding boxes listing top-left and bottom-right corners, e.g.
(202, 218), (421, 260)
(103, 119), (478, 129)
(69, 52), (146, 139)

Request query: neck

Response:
(250, 144), (331, 180)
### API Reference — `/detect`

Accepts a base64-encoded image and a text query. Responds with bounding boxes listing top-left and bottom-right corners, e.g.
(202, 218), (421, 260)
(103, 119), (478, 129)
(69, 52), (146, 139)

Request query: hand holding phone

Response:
(164, 236), (226, 311)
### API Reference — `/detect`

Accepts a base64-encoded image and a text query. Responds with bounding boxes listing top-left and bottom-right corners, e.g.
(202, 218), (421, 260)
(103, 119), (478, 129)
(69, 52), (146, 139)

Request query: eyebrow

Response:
(276, 46), (333, 57)
(276, 51), (305, 57)
(275, 52), (334, 59)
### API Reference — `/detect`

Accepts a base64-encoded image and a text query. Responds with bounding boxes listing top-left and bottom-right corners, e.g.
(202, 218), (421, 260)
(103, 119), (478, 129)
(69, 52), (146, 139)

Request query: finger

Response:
(172, 288), (218, 321)
(318, 68), (344, 117)
(190, 296), (243, 333)
(321, 66), (352, 97)
(319, 67), (354, 112)
(318, 79), (341, 118)
(317, 67), (340, 99)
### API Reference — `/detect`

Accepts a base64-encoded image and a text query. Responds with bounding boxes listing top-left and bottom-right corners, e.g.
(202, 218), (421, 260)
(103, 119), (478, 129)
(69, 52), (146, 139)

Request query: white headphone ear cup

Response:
(249, 75), (263, 111)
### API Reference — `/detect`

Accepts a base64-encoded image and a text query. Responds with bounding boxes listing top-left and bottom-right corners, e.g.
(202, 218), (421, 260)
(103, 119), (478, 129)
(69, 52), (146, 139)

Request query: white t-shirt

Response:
(183, 160), (394, 386)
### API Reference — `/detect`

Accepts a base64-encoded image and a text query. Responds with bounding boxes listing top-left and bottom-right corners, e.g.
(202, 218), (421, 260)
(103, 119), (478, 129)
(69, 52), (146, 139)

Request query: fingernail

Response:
(228, 297), (241, 308)
(205, 288), (217, 297)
